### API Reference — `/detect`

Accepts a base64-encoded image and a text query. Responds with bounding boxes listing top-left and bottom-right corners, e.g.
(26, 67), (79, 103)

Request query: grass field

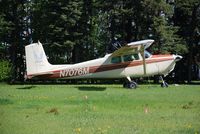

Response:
(0, 83), (200, 134)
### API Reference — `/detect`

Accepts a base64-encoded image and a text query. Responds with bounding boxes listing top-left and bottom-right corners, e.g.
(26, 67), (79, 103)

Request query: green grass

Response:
(0, 83), (200, 134)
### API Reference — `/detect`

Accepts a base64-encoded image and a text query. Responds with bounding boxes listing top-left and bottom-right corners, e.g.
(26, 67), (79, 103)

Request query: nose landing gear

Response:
(159, 76), (168, 88)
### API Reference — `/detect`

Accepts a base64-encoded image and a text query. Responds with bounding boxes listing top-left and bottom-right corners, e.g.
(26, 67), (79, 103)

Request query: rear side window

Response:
(123, 54), (139, 62)
(134, 54), (139, 60)
(144, 50), (152, 59)
(111, 56), (122, 63)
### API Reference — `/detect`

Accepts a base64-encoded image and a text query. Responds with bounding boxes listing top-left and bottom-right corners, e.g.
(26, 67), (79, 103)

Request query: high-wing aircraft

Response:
(25, 39), (182, 89)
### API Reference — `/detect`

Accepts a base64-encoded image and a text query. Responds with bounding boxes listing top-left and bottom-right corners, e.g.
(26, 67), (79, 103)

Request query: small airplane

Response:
(25, 39), (182, 89)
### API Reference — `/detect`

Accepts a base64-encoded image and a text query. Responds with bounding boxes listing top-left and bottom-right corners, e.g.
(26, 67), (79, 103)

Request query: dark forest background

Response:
(0, 0), (199, 84)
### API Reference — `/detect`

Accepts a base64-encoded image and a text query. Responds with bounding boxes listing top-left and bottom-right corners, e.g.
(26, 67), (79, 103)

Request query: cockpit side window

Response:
(123, 54), (139, 62)
(111, 56), (122, 63)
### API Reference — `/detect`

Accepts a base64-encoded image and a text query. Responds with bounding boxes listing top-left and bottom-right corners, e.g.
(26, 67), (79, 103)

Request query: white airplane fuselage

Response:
(27, 51), (180, 80)
(25, 40), (182, 82)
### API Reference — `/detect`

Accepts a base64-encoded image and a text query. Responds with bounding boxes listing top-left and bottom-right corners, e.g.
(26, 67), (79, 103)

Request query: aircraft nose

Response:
(173, 55), (183, 62)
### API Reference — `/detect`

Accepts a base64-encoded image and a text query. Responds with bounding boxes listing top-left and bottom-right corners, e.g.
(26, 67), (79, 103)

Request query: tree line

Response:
(0, 0), (199, 83)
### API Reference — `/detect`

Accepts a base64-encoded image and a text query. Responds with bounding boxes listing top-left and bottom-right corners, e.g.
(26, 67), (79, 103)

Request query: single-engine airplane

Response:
(25, 39), (182, 89)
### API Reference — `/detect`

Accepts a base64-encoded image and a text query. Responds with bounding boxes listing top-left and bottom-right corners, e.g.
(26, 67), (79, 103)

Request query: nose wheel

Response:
(159, 76), (168, 88)
(123, 76), (137, 89)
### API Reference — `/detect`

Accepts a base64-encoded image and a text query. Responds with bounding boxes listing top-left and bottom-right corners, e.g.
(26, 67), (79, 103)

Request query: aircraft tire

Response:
(161, 82), (169, 88)
(128, 81), (137, 89)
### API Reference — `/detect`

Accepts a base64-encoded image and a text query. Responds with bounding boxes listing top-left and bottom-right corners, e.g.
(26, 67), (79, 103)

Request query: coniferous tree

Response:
(174, 0), (200, 82)
(32, 0), (83, 64)
(0, 0), (199, 83)
(0, 0), (31, 82)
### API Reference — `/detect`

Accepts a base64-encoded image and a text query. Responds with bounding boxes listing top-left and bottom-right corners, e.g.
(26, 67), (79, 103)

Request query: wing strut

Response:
(140, 45), (147, 75)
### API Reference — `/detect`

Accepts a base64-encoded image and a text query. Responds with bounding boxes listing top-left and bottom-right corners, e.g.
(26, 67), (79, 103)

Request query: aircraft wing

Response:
(111, 39), (154, 57)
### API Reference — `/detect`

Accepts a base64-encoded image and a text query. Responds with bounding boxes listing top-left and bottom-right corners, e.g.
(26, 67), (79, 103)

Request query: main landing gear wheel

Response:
(128, 81), (137, 89)
(123, 81), (137, 89)
(123, 77), (137, 89)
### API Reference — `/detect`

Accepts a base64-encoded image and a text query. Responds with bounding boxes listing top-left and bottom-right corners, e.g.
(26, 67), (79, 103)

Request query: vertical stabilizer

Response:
(25, 41), (51, 76)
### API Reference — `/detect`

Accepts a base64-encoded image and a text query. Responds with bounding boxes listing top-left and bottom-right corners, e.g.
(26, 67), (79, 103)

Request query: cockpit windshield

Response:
(144, 50), (152, 58)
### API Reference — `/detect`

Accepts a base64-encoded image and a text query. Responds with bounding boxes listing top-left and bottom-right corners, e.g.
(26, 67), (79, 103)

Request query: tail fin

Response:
(25, 41), (52, 76)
